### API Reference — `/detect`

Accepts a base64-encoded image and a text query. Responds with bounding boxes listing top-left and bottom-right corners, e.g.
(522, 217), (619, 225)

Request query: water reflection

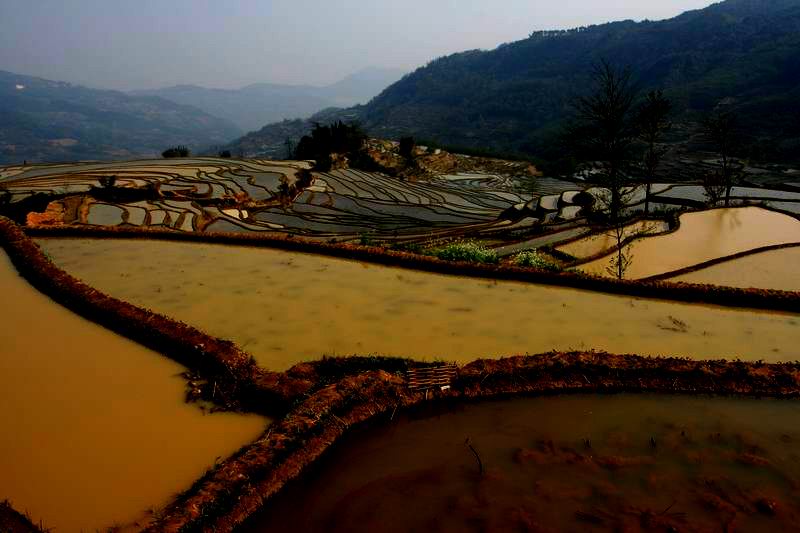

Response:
(39, 238), (800, 369)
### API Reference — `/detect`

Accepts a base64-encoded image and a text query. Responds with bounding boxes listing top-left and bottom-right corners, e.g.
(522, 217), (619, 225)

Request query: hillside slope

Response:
(227, 0), (800, 161)
(0, 71), (242, 164)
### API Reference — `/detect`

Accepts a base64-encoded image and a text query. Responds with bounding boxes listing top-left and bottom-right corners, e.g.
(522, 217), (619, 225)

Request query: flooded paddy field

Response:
(671, 246), (800, 292)
(5, 159), (800, 249)
(0, 250), (267, 531)
(556, 219), (671, 260)
(579, 207), (800, 279)
(39, 238), (800, 370)
(242, 394), (800, 533)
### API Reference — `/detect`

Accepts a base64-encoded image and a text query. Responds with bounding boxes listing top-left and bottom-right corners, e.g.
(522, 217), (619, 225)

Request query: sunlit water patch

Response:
(0, 251), (267, 531)
(38, 239), (800, 370)
(579, 207), (800, 279)
(671, 247), (800, 292)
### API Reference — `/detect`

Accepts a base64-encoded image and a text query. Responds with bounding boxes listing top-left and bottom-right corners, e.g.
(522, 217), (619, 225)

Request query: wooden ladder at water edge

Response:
(406, 364), (458, 393)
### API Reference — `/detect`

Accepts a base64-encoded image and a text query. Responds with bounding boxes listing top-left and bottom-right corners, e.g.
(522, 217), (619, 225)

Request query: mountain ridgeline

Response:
(132, 67), (406, 133)
(0, 71), (242, 165)
(227, 0), (800, 162)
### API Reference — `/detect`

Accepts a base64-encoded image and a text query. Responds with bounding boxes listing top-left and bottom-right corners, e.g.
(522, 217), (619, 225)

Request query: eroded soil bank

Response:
(580, 207), (800, 279)
(243, 394), (800, 533)
(38, 238), (800, 370)
(0, 250), (268, 532)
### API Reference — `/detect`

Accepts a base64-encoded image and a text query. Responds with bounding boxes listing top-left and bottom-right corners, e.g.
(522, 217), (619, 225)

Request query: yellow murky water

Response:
(579, 207), (800, 279)
(672, 246), (800, 291)
(0, 251), (268, 532)
(38, 238), (800, 370)
(556, 220), (670, 259)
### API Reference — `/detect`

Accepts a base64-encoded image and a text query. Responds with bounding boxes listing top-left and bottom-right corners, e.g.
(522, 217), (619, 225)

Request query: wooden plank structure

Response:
(406, 363), (458, 392)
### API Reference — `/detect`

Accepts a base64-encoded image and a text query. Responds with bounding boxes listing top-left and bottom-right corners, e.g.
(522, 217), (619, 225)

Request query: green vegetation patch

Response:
(433, 241), (498, 264)
(513, 250), (562, 272)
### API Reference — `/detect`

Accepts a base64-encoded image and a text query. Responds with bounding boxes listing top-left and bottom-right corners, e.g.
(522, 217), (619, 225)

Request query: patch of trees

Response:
(162, 146), (191, 158)
(294, 121), (370, 171)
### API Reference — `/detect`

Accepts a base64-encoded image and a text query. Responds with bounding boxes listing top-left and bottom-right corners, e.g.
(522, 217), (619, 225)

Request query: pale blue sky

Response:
(0, 0), (716, 90)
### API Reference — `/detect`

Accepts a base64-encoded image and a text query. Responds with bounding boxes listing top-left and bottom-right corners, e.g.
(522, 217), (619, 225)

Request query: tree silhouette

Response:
(703, 110), (742, 207)
(565, 60), (639, 220)
(635, 90), (672, 214)
(162, 146), (191, 158)
(295, 121), (368, 171)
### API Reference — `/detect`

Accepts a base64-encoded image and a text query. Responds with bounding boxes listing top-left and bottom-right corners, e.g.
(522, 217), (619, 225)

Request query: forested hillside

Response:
(227, 0), (800, 162)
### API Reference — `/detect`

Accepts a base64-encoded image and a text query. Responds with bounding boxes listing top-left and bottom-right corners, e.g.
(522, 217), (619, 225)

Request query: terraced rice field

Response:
(556, 219), (671, 260)
(0, 251), (267, 531)
(253, 169), (532, 235)
(1, 158), (310, 232)
(5, 159), (800, 248)
(39, 239), (800, 370)
(243, 394), (800, 533)
(579, 207), (800, 279)
(670, 246), (800, 292)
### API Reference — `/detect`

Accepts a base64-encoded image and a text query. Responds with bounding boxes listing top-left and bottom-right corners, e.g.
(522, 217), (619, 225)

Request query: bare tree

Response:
(702, 169), (727, 206)
(595, 186), (639, 280)
(567, 60), (642, 279)
(703, 110), (742, 206)
(606, 223), (634, 280)
(566, 59), (640, 221)
(635, 90), (672, 214)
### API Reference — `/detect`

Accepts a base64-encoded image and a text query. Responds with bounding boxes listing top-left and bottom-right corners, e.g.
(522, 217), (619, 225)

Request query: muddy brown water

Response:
(671, 247), (800, 292)
(580, 207), (800, 279)
(0, 251), (268, 532)
(241, 394), (800, 533)
(38, 238), (800, 370)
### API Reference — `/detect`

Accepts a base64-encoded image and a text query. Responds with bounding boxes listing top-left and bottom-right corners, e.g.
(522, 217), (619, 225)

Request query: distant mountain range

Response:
(0, 67), (404, 165)
(131, 67), (406, 133)
(0, 70), (241, 164)
(227, 0), (800, 162)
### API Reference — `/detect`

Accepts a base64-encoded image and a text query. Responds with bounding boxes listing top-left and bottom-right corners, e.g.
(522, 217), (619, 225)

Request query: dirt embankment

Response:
(146, 352), (800, 532)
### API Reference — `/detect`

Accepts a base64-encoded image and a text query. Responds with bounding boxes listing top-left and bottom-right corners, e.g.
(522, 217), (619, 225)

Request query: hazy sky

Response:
(1, 0), (716, 91)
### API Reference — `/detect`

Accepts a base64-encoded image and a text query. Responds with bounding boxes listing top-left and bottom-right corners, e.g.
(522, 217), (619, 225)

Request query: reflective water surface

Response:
(0, 251), (267, 532)
(243, 394), (800, 533)
(579, 207), (800, 279)
(672, 247), (800, 292)
(38, 238), (800, 370)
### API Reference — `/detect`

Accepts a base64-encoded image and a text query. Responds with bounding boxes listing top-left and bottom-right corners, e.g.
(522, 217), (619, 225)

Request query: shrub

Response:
(399, 136), (416, 159)
(359, 232), (374, 246)
(98, 175), (116, 189)
(514, 250), (562, 272)
(218, 150), (232, 158)
(434, 241), (498, 264)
